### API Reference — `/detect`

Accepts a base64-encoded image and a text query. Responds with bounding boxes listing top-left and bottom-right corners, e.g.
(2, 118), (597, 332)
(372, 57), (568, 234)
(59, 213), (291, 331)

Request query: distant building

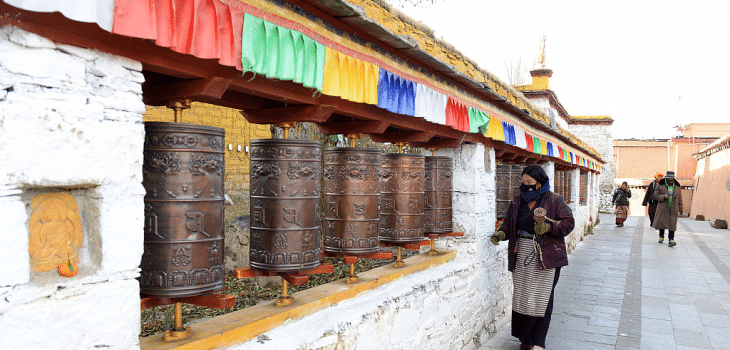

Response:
(515, 69), (615, 212)
(689, 132), (730, 225)
(613, 123), (730, 215)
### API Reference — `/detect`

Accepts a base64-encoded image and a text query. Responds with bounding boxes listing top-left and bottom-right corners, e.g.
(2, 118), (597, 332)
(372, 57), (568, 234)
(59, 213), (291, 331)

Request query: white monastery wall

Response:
(0, 26), (145, 350)
(567, 124), (615, 213)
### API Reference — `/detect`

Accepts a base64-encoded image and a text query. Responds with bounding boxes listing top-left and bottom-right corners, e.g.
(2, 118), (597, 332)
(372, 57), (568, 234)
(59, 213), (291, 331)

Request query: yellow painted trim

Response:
(140, 250), (457, 350)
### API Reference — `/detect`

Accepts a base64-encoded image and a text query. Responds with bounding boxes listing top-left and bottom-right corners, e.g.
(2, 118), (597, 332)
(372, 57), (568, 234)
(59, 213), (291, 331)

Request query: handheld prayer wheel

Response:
(379, 153), (425, 243)
(424, 156), (453, 234)
(249, 139), (322, 272)
(323, 148), (382, 254)
(140, 122), (226, 298)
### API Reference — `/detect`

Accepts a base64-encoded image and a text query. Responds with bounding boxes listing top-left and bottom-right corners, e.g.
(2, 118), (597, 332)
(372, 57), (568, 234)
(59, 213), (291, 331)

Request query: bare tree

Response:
(505, 57), (528, 86)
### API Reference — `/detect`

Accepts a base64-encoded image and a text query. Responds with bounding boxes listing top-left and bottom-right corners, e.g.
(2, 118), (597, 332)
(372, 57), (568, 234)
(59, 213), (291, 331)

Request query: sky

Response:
(384, 0), (730, 139)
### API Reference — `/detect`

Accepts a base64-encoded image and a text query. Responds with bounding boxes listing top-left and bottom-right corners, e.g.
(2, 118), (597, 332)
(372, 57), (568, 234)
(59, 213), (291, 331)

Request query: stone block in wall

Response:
(710, 219), (728, 229)
(0, 40), (86, 87)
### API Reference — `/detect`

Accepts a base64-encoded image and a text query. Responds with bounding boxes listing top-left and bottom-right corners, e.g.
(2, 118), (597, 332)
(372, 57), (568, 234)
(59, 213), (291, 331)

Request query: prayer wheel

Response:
(140, 122), (226, 298)
(379, 153), (425, 243)
(554, 170), (564, 198)
(495, 164), (511, 219)
(249, 139), (321, 272)
(323, 148), (382, 254)
(511, 164), (524, 198)
(424, 156), (453, 234)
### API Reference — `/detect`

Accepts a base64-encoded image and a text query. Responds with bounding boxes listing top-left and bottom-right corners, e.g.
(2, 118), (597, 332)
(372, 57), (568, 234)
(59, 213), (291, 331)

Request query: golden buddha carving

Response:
(28, 192), (83, 272)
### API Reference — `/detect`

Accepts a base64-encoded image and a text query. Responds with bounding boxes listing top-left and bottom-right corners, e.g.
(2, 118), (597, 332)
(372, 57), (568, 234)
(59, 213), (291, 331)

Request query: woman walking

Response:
(642, 173), (663, 227)
(612, 182), (631, 227)
(490, 165), (575, 350)
(653, 171), (683, 247)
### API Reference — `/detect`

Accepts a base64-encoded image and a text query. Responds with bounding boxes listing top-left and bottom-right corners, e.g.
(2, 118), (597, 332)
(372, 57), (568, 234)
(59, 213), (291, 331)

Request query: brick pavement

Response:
(480, 213), (730, 350)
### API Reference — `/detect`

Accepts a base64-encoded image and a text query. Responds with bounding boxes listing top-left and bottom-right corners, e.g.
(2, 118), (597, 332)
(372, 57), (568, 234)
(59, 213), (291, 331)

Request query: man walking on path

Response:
(652, 171), (682, 247)
(642, 172), (663, 227)
(612, 181), (631, 227)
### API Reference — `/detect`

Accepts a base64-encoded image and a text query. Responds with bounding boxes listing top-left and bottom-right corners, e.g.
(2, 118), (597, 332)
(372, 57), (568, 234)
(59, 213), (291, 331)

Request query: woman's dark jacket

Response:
(612, 188), (631, 206)
(497, 191), (575, 272)
(642, 182), (658, 206)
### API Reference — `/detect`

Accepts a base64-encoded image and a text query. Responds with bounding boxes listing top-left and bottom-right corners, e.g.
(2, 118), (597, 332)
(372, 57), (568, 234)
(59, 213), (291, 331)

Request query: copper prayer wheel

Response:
(424, 156), (453, 234)
(140, 122), (226, 298)
(249, 139), (321, 272)
(379, 153), (425, 243)
(495, 164), (511, 219)
(322, 148), (382, 254)
(554, 170), (563, 197)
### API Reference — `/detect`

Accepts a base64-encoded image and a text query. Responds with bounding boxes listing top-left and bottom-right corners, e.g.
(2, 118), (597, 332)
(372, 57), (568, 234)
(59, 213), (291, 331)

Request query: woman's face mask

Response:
(520, 183), (538, 192)
(520, 174), (540, 192)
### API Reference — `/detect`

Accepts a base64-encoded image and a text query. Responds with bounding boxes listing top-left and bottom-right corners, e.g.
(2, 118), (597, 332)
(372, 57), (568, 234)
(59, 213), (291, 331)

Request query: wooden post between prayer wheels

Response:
(427, 232), (465, 256)
(346, 133), (363, 148)
(320, 251), (394, 283)
(166, 99), (191, 123)
(276, 122), (298, 139)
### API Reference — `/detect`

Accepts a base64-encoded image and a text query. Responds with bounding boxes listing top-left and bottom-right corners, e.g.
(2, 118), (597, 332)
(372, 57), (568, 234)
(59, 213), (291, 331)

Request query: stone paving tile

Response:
(671, 315), (706, 332)
(642, 331), (677, 349)
(698, 312), (730, 327)
(669, 303), (701, 319)
(674, 328), (713, 349)
(667, 294), (695, 306)
(705, 325), (730, 349)
(642, 317), (674, 335)
(642, 296), (669, 308)
(642, 305), (671, 320)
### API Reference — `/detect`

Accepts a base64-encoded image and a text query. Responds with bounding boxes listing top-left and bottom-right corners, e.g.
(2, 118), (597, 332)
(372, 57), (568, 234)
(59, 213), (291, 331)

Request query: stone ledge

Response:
(140, 250), (457, 350)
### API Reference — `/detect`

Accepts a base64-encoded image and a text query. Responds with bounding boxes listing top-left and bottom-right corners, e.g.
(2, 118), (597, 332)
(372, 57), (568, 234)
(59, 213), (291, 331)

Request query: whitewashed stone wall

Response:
(226, 145), (512, 350)
(0, 26), (145, 349)
(567, 123), (614, 213)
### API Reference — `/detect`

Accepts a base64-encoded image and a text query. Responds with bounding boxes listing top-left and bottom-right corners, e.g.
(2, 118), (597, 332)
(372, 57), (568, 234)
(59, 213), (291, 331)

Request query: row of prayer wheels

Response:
(139, 122), (453, 298)
(248, 138), (454, 273)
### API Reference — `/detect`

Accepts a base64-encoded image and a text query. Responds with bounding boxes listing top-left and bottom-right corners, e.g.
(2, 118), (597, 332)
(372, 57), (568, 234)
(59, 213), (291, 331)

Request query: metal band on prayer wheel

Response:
(140, 122), (226, 298)
(323, 148), (381, 254)
(424, 156), (453, 234)
(379, 153), (425, 243)
(249, 139), (321, 272)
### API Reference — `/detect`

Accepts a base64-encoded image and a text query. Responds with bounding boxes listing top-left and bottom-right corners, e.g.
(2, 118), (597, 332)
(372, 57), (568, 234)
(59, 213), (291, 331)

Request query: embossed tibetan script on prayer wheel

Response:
(424, 156), (453, 234)
(140, 122), (226, 298)
(249, 139), (322, 272)
(323, 148), (382, 254)
(379, 153), (425, 243)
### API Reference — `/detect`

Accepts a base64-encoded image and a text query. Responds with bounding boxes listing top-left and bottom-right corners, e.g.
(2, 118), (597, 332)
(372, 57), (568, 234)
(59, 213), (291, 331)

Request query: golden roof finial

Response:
(537, 35), (546, 68)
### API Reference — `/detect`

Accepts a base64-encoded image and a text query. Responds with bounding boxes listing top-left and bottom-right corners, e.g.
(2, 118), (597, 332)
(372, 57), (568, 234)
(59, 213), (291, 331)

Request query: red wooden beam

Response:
(241, 105), (337, 124)
(144, 77), (232, 106)
(140, 293), (235, 311)
(368, 130), (436, 143)
(316, 120), (390, 135)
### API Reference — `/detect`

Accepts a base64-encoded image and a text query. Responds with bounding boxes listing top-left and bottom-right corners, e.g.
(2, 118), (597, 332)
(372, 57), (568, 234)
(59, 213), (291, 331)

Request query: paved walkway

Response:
(481, 213), (730, 350)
